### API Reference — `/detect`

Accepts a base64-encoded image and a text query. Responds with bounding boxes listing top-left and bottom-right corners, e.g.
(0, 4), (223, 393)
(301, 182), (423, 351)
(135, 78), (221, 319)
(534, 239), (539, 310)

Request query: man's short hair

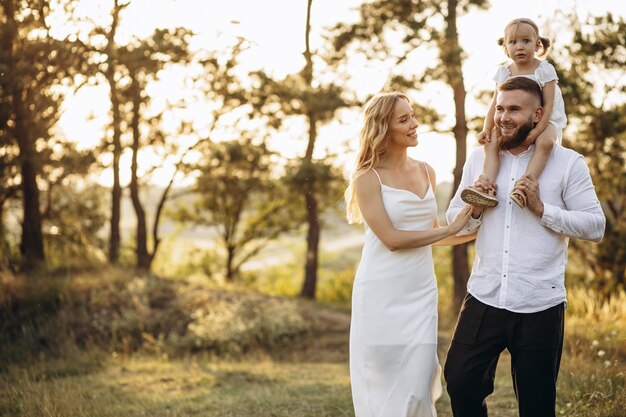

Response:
(498, 77), (543, 106)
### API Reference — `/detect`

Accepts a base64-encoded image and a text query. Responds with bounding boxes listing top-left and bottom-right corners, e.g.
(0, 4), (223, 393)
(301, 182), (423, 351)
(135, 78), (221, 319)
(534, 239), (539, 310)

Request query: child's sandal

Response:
(461, 186), (498, 207)
(510, 189), (527, 208)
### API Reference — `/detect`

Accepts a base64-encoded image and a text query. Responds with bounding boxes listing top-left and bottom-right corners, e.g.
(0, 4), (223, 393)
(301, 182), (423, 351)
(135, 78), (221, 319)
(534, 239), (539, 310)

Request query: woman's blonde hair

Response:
(345, 92), (409, 224)
(498, 18), (551, 57)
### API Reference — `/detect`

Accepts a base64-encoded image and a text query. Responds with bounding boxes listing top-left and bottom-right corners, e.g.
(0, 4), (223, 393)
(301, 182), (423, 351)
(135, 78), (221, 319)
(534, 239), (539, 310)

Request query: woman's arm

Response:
(526, 80), (556, 144)
(433, 231), (477, 246)
(428, 168), (477, 246)
(355, 169), (472, 251)
(431, 210), (477, 245)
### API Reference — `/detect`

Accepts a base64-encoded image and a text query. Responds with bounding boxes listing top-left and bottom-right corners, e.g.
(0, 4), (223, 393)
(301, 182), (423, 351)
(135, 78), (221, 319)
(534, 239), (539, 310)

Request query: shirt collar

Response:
(504, 144), (535, 158)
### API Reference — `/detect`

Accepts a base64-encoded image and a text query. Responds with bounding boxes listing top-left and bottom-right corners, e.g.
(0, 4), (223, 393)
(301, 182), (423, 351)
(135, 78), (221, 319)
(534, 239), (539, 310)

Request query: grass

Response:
(0, 356), (353, 417)
(1, 263), (625, 417)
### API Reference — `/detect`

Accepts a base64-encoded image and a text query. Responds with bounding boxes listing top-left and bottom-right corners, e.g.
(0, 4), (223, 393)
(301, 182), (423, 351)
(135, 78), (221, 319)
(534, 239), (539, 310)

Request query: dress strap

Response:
(422, 162), (432, 185)
(371, 168), (383, 186)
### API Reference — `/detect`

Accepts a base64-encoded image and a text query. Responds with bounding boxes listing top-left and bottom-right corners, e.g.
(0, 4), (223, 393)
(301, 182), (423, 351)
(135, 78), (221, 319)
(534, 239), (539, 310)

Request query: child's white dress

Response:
(494, 60), (567, 142)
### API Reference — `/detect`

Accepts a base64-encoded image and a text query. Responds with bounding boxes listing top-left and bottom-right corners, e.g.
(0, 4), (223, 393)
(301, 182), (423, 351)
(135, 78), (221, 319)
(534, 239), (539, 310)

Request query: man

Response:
(444, 76), (605, 417)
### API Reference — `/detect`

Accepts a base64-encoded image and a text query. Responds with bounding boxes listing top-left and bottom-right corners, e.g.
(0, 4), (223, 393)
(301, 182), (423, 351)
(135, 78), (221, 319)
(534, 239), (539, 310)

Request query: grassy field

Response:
(1, 257), (625, 416)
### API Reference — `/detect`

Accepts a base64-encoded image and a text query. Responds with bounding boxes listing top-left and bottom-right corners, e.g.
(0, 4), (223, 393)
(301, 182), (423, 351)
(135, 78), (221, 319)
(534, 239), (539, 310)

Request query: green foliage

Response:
(556, 287), (626, 417)
(0, 0), (96, 268)
(0, 268), (309, 362)
(175, 136), (301, 281)
(317, 267), (356, 305)
(555, 14), (626, 292)
(285, 158), (347, 212)
(241, 240), (360, 305)
(42, 174), (108, 271)
(0, 225), (20, 271)
(241, 261), (302, 298)
(1, 267), (625, 416)
(151, 236), (221, 281)
(327, 0), (488, 83)
(248, 71), (350, 128)
(174, 293), (306, 355)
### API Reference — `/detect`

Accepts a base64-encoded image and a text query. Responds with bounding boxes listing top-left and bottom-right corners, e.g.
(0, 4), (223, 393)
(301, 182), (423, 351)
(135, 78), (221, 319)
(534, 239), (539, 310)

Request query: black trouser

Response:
(444, 294), (564, 417)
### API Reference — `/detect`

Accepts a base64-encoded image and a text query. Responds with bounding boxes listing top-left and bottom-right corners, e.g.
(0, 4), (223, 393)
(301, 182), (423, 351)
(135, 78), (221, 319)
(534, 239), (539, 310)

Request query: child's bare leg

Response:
(510, 124), (558, 208)
(482, 131), (500, 184)
(461, 130), (499, 207)
(525, 124), (558, 178)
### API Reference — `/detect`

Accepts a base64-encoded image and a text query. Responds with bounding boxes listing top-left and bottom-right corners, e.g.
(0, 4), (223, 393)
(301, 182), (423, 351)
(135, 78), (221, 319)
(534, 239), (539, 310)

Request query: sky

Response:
(57, 0), (626, 186)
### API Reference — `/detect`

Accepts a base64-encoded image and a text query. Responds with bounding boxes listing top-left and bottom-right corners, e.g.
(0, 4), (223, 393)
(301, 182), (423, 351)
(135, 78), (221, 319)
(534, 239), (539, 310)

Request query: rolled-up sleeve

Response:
(539, 155), (605, 242)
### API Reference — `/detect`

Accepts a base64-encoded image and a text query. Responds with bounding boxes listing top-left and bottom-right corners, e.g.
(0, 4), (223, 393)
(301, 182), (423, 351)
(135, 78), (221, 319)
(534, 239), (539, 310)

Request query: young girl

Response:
(461, 17), (567, 208)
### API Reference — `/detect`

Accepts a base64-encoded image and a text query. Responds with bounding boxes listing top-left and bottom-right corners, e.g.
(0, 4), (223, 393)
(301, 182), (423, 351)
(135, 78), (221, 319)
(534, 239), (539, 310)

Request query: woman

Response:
(345, 92), (474, 417)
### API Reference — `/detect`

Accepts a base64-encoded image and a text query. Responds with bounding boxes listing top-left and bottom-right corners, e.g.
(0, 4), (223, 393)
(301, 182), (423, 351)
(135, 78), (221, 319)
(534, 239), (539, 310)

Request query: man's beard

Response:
(497, 118), (534, 150)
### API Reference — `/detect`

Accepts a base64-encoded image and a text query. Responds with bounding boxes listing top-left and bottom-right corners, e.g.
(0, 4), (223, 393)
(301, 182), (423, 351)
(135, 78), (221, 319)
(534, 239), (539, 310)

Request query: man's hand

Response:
(515, 174), (544, 217)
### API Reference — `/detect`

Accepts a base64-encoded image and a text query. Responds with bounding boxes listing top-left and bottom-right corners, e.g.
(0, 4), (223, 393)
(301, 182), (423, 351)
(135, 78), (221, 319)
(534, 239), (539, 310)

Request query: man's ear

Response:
(533, 106), (544, 124)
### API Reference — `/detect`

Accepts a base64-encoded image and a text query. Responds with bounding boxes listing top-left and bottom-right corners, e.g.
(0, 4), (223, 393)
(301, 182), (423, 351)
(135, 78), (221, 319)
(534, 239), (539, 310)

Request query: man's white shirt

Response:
(447, 144), (605, 313)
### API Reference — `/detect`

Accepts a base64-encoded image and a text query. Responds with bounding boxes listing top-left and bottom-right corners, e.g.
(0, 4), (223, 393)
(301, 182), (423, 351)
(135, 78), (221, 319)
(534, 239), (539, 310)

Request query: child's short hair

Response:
(498, 77), (544, 106)
(498, 18), (551, 57)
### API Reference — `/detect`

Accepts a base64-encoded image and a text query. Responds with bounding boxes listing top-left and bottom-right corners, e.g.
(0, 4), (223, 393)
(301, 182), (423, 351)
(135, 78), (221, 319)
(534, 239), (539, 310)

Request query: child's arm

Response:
(525, 80), (556, 145)
(478, 90), (498, 144)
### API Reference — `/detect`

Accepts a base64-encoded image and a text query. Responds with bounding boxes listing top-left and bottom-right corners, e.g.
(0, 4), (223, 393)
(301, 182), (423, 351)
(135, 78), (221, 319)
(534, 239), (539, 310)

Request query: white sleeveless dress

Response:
(350, 166), (442, 417)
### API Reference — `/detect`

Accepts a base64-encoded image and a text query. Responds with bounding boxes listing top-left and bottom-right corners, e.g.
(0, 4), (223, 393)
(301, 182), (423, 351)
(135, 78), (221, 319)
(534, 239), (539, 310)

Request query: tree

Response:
(117, 34), (250, 271)
(177, 137), (300, 282)
(328, 0), (489, 309)
(101, 0), (127, 265)
(0, 0), (91, 271)
(248, 0), (350, 298)
(118, 27), (191, 270)
(555, 13), (626, 292)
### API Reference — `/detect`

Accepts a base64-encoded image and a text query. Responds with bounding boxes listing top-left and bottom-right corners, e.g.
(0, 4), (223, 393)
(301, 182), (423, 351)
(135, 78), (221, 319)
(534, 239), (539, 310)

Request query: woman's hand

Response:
(447, 204), (473, 235)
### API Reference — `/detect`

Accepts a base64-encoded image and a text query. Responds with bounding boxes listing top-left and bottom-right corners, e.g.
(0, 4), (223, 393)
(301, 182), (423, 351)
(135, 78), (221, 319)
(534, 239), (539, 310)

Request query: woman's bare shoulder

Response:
(354, 168), (379, 186)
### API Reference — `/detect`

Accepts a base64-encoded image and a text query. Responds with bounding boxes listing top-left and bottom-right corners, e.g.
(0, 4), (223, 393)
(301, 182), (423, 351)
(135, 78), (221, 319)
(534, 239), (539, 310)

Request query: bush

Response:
(0, 268), (309, 362)
(172, 293), (306, 355)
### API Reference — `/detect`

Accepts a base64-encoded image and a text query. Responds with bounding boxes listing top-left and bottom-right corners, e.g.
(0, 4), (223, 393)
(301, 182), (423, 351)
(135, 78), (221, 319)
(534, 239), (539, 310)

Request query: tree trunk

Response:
(300, 188), (320, 298)
(147, 178), (173, 270)
(106, 3), (122, 265)
(5, 1), (45, 270)
(16, 121), (45, 270)
(107, 71), (121, 265)
(299, 0), (320, 299)
(300, 112), (320, 299)
(129, 76), (149, 270)
(445, 0), (470, 311)
(300, 113), (320, 299)
(225, 245), (235, 282)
